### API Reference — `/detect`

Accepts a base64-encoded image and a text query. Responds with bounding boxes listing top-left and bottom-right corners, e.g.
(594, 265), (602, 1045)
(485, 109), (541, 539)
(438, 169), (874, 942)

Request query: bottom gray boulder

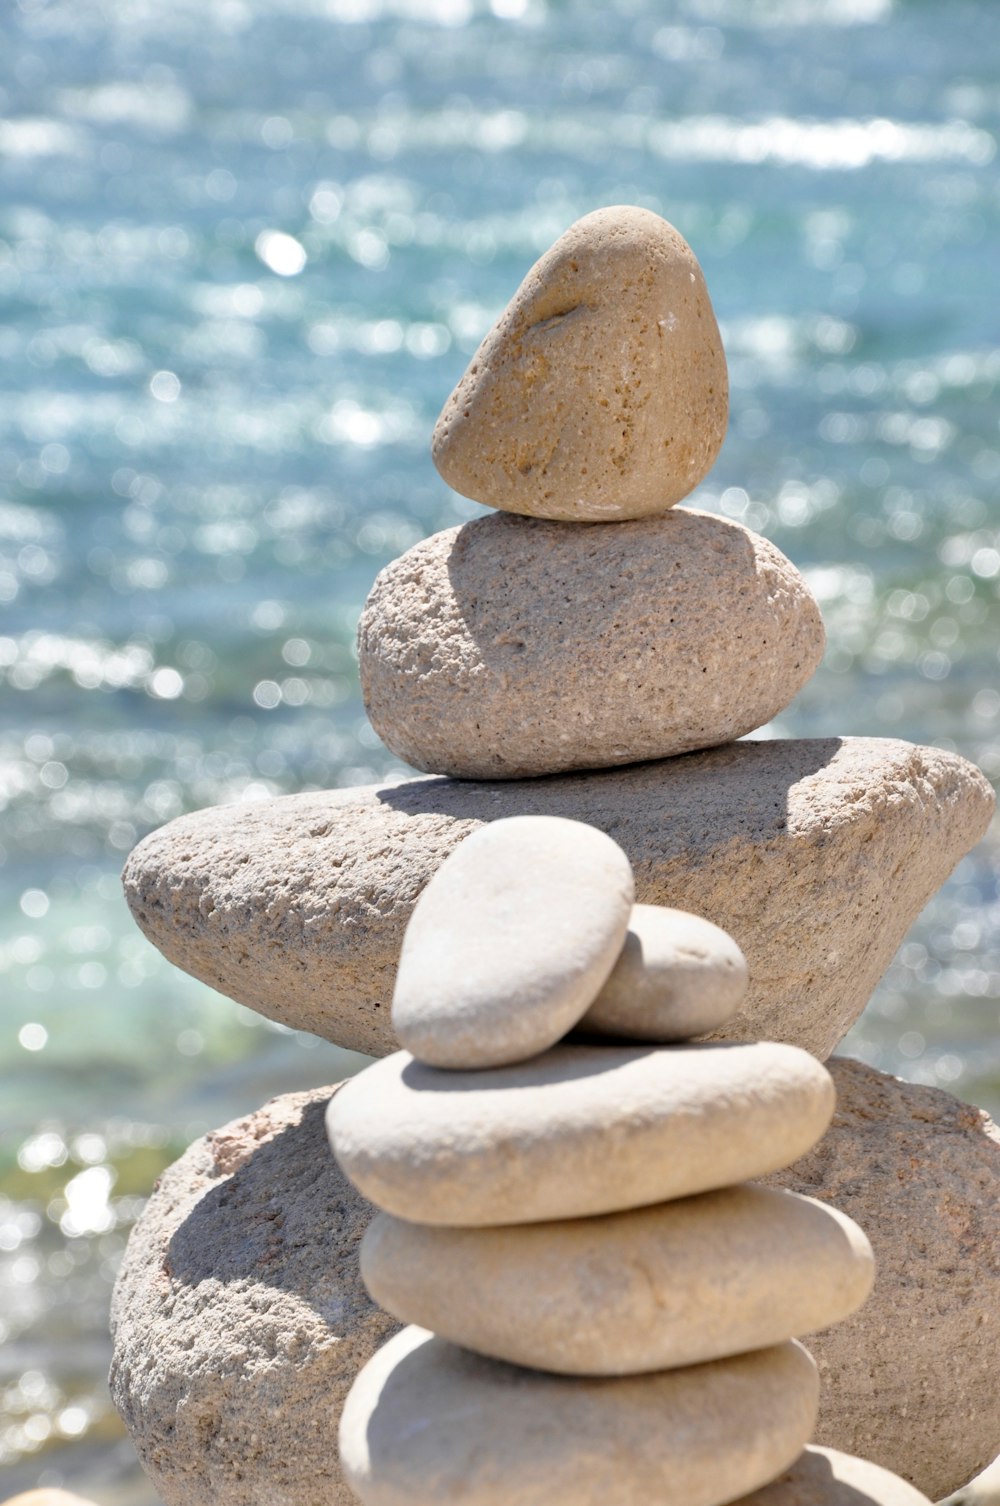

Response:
(109, 1085), (397, 1506)
(111, 1063), (1000, 1506)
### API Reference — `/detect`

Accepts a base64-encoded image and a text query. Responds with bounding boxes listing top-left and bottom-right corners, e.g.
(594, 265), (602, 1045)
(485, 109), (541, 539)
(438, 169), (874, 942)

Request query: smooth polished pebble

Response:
(580, 903), (748, 1041)
(731, 1447), (933, 1506)
(339, 1327), (818, 1506)
(392, 816), (633, 1069)
(431, 205), (728, 522)
(327, 1041), (835, 1226)
(360, 1185), (874, 1375)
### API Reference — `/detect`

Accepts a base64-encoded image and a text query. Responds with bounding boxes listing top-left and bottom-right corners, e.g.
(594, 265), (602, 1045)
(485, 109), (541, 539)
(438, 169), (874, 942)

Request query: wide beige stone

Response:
(360, 1184), (874, 1374)
(761, 1058), (1000, 1501)
(0, 1495), (105, 1506)
(392, 815), (633, 1069)
(731, 1447), (932, 1506)
(122, 738), (995, 1060)
(340, 1327), (818, 1506)
(109, 1087), (397, 1506)
(431, 205), (728, 522)
(357, 508), (824, 779)
(580, 903), (748, 1041)
(327, 1041), (834, 1225)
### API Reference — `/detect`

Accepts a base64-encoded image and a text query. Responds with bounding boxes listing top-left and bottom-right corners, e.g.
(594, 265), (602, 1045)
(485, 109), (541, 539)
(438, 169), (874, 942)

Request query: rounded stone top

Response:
(432, 205), (728, 522)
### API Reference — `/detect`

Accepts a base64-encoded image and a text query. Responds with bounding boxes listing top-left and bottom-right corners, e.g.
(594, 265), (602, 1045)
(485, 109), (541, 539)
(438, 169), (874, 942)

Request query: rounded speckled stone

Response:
(392, 816), (633, 1069)
(360, 1185), (874, 1375)
(357, 508), (825, 780)
(327, 1041), (835, 1226)
(730, 1447), (933, 1506)
(431, 205), (728, 522)
(339, 1328), (818, 1506)
(580, 903), (748, 1041)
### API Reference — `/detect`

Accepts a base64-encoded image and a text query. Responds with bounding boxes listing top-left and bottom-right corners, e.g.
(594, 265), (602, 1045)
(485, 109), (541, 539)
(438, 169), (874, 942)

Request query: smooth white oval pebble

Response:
(392, 815), (634, 1069)
(339, 1327), (819, 1506)
(327, 1041), (835, 1225)
(580, 903), (748, 1041)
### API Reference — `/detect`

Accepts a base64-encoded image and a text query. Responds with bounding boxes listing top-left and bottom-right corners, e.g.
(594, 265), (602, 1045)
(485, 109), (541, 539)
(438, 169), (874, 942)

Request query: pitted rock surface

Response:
(122, 738), (995, 1060)
(431, 205), (728, 521)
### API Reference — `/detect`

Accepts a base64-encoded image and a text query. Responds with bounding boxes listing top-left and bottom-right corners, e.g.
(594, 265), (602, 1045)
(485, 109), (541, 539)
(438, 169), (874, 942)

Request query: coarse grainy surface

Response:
(431, 205), (728, 521)
(729, 1447), (932, 1506)
(122, 738), (995, 1060)
(761, 1058), (1000, 1501)
(339, 1328), (817, 1506)
(357, 508), (824, 779)
(109, 1087), (397, 1506)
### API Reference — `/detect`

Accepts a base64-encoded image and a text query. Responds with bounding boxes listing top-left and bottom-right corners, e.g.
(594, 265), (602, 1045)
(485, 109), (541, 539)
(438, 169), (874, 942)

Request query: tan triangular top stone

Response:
(432, 204), (728, 522)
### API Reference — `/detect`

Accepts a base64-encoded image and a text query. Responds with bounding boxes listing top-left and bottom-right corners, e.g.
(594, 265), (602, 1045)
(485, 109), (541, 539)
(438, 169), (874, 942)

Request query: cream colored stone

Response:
(0, 1495), (104, 1506)
(431, 205), (728, 522)
(358, 508), (824, 779)
(361, 1184), (873, 1374)
(328, 1041), (834, 1225)
(122, 739), (995, 1060)
(109, 1087), (397, 1506)
(730, 1447), (932, 1506)
(580, 903), (747, 1041)
(340, 1327), (817, 1506)
(761, 1058), (1000, 1501)
(392, 815), (633, 1069)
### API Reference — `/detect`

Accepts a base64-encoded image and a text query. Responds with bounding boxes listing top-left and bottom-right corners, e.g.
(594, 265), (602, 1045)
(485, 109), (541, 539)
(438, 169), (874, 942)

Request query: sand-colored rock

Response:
(731, 1447), (932, 1506)
(761, 1058), (1000, 1501)
(341, 1327), (817, 1506)
(122, 738), (995, 1060)
(108, 1087), (397, 1506)
(392, 815), (633, 1069)
(358, 508), (824, 780)
(431, 205), (728, 522)
(360, 1184), (873, 1375)
(327, 1041), (834, 1225)
(580, 903), (748, 1041)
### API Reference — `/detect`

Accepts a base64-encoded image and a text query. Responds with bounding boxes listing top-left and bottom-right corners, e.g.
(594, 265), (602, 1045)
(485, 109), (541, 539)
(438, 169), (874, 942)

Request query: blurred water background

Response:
(0, 0), (998, 1497)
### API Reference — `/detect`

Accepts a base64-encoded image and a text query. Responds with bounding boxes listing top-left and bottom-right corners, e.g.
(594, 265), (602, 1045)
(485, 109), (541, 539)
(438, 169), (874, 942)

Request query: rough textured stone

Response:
(431, 205), (728, 522)
(731, 1447), (932, 1506)
(122, 738), (995, 1060)
(361, 1185), (873, 1375)
(580, 903), (748, 1041)
(392, 815), (633, 1069)
(340, 1327), (818, 1506)
(939, 1453), (1000, 1506)
(327, 1042), (834, 1225)
(108, 1087), (397, 1506)
(357, 508), (824, 779)
(761, 1058), (1000, 1501)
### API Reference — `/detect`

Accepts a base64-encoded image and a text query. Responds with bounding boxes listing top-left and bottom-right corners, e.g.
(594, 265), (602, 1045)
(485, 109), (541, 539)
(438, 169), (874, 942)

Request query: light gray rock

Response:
(339, 1327), (818, 1506)
(730, 1447), (932, 1506)
(761, 1058), (1000, 1501)
(392, 815), (633, 1069)
(122, 738), (995, 1061)
(360, 1185), (874, 1375)
(431, 205), (728, 522)
(580, 903), (748, 1041)
(327, 1041), (834, 1226)
(108, 1087), (397, 1506)
(357, 508), (824, 779)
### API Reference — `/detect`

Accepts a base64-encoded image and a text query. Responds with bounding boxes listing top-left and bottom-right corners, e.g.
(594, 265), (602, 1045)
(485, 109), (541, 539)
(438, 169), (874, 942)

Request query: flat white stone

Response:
(731, 1446), (932, 1506)
(327, 1040), (835, 1225)
(580, 903), (748, 1041)
(392, 816), (633, 1069)
(360, 1185), (874, 1375)
(339, 1327), (819, 1506)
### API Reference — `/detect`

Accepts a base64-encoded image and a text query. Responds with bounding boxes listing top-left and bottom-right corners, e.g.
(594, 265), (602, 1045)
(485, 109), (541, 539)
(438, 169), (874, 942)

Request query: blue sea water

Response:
(0, 0), (998, 1497)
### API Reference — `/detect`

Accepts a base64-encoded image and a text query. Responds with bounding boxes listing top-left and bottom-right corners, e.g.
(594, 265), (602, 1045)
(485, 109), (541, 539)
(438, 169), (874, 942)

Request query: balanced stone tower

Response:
(113, 207), (998, 1506)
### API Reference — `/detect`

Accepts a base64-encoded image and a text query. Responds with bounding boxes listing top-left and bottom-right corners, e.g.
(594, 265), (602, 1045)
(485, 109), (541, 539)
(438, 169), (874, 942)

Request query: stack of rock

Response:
(328, 812), (918, 1506)
(112, 206), (998, 1506)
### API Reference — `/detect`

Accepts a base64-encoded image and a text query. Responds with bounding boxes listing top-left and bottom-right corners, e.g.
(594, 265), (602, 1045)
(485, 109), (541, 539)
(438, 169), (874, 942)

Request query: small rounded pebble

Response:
(361, 1184), (874, 1375)
(392, 816), (634, 1069)
(340, 1327), (818, 1506)
(580, 903), (748, 1041)
(327, 1041), (835, 1226)
(730, 1446), (933, 1506)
